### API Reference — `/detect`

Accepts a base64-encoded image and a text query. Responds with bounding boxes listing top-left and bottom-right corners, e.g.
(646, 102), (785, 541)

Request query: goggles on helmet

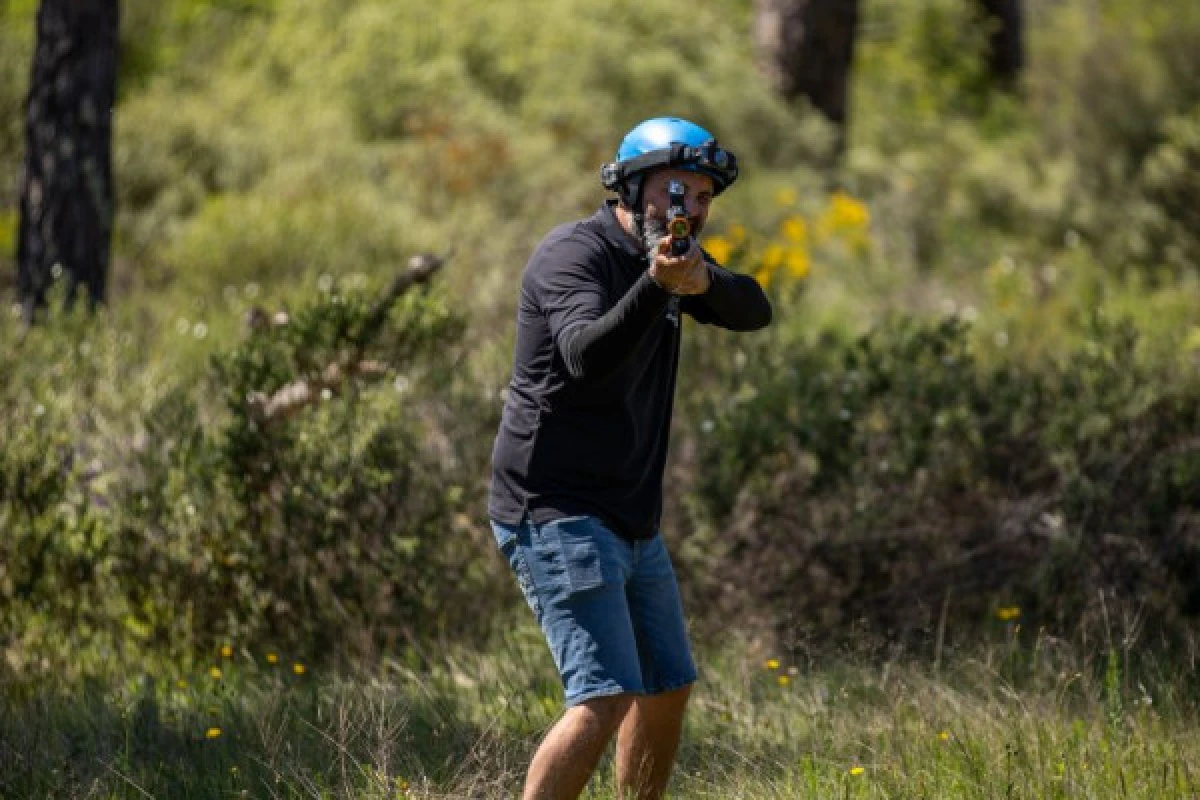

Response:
(601, 138), (739, 199)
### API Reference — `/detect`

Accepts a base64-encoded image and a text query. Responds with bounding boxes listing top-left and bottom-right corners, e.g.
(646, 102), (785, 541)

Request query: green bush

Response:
(1025, 0), (1200, 274)
(102, 0), (828, 302)
(675, 312), (1200, 646)
(1132, 109), (1200, 276)
(0, 5), (34, 277)
(0, 275), (504, 666)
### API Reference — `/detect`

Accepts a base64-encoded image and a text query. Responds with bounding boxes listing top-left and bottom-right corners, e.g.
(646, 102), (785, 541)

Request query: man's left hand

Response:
(649, 236), (711, 296)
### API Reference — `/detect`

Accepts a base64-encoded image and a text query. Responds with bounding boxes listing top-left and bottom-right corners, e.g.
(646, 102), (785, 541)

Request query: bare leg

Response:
(523, 694), (632, 800)
(615, 684), (693, 800)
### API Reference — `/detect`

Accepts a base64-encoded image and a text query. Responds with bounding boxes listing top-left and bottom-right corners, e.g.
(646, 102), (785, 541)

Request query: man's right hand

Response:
(648, 235), (711, 296)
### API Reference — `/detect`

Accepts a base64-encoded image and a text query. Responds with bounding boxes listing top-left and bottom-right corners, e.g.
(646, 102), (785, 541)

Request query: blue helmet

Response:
(601, 117), (739, 209)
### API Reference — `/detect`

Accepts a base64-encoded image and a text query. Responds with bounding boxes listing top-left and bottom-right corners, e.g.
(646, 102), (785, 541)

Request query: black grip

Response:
(667, 179), (691, 258)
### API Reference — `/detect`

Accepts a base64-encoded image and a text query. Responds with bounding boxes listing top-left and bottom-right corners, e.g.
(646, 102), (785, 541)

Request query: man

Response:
(489, 117), (772, 800)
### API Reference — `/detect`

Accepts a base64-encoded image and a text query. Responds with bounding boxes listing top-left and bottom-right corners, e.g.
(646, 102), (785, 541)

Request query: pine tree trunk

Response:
(16, 0), (118, 323)
(755, 0), (860, 153)
(979, 0), (1023, 88)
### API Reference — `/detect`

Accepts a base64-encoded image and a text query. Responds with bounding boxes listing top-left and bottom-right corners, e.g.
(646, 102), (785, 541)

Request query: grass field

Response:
(3, 622), (1198, 799)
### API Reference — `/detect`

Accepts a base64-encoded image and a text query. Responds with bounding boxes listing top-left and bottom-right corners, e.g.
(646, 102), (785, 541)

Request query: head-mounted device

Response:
(601, 138), (739, 200)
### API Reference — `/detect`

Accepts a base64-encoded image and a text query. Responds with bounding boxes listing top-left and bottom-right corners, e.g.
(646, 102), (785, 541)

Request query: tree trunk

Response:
(755, 0), (860, 152)
(979, 0), (1023, 88)
(16, 0), (118, 323)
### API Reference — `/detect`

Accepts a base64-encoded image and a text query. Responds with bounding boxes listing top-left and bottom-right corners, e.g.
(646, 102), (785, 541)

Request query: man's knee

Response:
(622, 683), (694, 734)
(571, 693), (636, 735)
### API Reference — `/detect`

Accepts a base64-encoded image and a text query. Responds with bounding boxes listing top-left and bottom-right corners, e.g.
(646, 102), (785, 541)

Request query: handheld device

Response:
(663, 180), (691, 326)
(667, 180), (691, 257)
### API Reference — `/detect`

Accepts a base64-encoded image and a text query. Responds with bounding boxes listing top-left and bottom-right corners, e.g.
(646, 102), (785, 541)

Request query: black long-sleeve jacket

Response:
(489, 200), (772, 540)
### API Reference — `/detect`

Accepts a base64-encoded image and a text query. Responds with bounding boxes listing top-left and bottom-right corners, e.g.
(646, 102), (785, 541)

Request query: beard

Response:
(639, 214), (668, 259)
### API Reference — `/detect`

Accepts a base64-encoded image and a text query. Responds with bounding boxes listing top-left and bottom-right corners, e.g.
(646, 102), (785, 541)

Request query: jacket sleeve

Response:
(680, 258), (773, 331)
(531, 234), (672, 382)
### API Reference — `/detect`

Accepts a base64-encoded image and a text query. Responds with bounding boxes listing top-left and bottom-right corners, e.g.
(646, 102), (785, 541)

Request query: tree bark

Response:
(755, 0), (860, 151)
(16, 0), (118, 323)
(979, 0), (1023, 89)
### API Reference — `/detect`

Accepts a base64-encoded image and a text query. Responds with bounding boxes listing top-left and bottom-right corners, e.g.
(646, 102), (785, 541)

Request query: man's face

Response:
(640, 168), (715, 241)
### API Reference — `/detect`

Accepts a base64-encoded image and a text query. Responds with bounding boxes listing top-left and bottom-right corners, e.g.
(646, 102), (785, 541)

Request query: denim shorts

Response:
(491, 514), (698, 707)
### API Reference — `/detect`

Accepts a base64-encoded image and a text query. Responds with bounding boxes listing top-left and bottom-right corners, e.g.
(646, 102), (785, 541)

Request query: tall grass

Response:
(3, 622), (1197, 798)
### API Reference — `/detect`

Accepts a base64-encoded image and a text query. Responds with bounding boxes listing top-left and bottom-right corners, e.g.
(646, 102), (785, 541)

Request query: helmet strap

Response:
(633, 210), (651, 264)
(618, 174), (645, 210)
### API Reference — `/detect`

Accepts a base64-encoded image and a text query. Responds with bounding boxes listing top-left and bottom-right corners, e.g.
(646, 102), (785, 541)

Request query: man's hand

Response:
(647, 236), (711, 295)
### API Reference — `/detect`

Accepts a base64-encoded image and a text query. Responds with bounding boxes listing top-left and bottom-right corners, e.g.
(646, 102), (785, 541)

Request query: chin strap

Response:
(632, 210), (647, 260)
(619, 175), (647, 211)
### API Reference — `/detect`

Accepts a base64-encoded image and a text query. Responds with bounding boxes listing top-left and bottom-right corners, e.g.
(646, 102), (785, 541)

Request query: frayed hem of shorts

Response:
(562, 676), (697, 708)
(564, 685), (638, 708)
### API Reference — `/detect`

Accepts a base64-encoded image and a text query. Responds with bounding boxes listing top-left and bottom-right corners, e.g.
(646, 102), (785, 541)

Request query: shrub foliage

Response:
(1, 275), (501, 663)
(675, 312), (1200, 647)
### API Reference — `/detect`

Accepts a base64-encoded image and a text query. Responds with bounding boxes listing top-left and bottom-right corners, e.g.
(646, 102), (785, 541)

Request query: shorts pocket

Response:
(538, 516), (607, 595)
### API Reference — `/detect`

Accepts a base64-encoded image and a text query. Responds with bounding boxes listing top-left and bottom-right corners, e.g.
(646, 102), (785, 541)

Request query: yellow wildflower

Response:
(996, 606), (1021, 622)
(205, 727), (222, 739)
(755, 243), (785, 287)
(775, 187), (799, 207)
(209, 666), (222, 680)
(849, 765), (865, 776)
(220, 644), (233, 658)
(777, 675), (791, 687)
(762, 244), (784, 270)
(829, 191), (869, 229)
(765, 659), (780, 670)
(701, 235), (733, 265)
(815, 191), (871, 250)
(293, 663), (306, 675)
(176, 679), (188, 689)
(781, 216), (808, 244)
(784, 247), (810, 279)
(938, 731), (950, 742)
(266, 652), (279, 665)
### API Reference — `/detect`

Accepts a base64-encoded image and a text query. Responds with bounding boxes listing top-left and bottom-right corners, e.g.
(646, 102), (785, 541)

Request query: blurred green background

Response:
(1, 0), (1199, 675)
